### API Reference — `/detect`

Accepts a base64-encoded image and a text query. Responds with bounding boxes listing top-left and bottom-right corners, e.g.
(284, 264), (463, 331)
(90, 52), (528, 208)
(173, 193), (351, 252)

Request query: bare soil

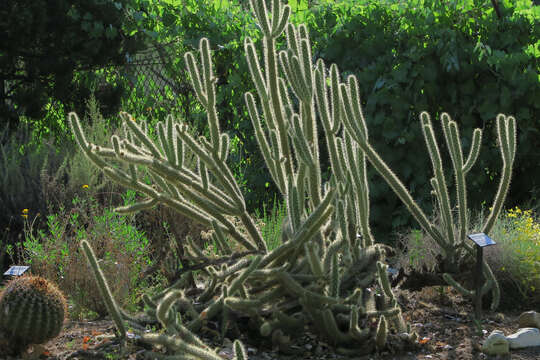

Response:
(3, 286), (539, 360)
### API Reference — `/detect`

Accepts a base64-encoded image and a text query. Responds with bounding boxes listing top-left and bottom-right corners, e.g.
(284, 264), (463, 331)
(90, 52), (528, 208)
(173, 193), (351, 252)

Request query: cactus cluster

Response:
(68, 0), (516, 357)
(0, 275), (66, 354)
(346, 106), (516, 312)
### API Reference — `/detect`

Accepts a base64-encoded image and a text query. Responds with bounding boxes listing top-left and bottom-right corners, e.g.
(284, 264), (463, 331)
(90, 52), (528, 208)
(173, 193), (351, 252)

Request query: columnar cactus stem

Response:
(80, 240), (126, 339)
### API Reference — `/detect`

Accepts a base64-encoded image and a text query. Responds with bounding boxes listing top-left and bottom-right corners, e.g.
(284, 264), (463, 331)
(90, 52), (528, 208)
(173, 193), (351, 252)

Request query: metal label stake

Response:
(468, 233), (496, 319)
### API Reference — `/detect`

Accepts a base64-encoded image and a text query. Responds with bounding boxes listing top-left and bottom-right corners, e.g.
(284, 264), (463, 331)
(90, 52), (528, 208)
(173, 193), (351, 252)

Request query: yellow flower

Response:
(22, 214), (28, 219)
(82, 184), (89, 189)
(22, 209), (29, 214)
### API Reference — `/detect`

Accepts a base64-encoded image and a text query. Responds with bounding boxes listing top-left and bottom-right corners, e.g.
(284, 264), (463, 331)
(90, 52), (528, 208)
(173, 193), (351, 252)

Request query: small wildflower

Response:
(82, 184), (89, 189)
(22, 214), (28, 219)
(22, 209), (29, 214)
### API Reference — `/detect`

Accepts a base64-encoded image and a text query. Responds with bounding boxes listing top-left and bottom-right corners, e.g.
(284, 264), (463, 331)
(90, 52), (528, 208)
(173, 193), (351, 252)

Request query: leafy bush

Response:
(20, 193), (155, 319)
(484, 207), (540, 307)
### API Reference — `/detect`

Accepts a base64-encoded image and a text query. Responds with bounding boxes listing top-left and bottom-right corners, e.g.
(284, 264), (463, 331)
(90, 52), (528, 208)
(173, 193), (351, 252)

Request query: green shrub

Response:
(483, 207), (540, 306)
(0, 121), (62, 252)
(20, 193), (155, 319)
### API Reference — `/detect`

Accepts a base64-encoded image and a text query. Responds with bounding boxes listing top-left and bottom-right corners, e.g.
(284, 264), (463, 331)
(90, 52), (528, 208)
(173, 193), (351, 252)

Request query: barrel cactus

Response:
(0, 275), (67, 353)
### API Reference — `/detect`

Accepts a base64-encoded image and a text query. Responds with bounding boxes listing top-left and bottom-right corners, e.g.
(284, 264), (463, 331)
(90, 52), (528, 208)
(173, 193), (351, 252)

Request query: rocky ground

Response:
(4, 286), (539, 360)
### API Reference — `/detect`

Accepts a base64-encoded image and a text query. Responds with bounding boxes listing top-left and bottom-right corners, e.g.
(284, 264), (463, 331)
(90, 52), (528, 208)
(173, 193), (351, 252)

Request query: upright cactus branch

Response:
(80, 240), (126, 340)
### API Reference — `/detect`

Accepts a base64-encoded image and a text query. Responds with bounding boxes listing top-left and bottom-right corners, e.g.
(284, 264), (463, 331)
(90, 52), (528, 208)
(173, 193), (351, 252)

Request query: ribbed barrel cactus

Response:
(0, 275), (67, 353)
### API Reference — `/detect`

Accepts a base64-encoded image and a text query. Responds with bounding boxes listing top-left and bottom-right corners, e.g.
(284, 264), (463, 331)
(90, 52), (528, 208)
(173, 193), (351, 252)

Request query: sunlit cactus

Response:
(68, 0), (426, 357)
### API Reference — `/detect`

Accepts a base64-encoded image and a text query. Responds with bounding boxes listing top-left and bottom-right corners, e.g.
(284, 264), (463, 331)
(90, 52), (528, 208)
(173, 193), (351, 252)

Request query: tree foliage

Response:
(0, 0), (146, 128)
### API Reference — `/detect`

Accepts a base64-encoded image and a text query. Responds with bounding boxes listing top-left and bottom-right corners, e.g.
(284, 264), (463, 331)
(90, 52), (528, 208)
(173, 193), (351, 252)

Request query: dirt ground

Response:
(3, 286), (539, 360)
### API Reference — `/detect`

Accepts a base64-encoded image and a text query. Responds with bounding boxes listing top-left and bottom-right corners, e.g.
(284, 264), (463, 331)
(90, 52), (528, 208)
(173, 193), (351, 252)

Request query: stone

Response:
(507, 328), (540, 349)
(482, 330), (509, 355)
(518, 311), (540, 329)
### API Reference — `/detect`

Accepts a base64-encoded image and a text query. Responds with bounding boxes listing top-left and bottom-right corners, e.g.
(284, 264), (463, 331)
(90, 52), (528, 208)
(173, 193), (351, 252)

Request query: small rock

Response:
(518, 311), (540, 329)
(507, 328), (540, 349)
(482, 330), (509, 355)
(305, 343), (313, 350)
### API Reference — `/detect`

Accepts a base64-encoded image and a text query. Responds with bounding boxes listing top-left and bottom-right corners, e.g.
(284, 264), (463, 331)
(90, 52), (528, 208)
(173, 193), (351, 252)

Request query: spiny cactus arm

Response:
(69, 113), (112, 170)
(344, 132), (374, 246)
(462, 128), (482, 174)
(375, 315), (388, 350)
(156, 290), (182, 329)
(277, 272), (340, 305)
(305, 243), (324, 278)
(340, 77), (368, 143)
(482, 260), (501, 310)
(441, 114), (470, 244)
(330, 252), (340, 298)
(420, 112), (455, 247)
(248, 0), (294, 178)
(184, 39), (221, 152)
(122, 113), (163, 158)
(228, 255), (263, 295)
(174, 127), (244, 210)
(321, 309), (355, 344)
(75, 120), (255, 249)
(338, 83), (444, 246)
(314, 60), (345, 181)
(80, 240), (126, 340)
(349, 306), (371, 342)
(323, 230), (345, 274)
(249, 263), (289, 278)
(280, 25), (322, 200)
(286, 177), (303, 233)
(260, 187), (335, 268)
(279, 30), (312, 102)
(239, 212), (268, 253)
(482, 114), (516, 234)
(140, 333), (223, 360)
(246, 92), (286, 191)
(365, 305), (402, 319)
(224, 296), (264, 313)
(274, 311), (305, 334)
(233, 340), (249, 360)
(114, 198), (158, 214)
(442, 273), (474, 297)
(376, 262), (393, 299)
(188, 295), (224, 332)
(220, 287), (230, 339)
